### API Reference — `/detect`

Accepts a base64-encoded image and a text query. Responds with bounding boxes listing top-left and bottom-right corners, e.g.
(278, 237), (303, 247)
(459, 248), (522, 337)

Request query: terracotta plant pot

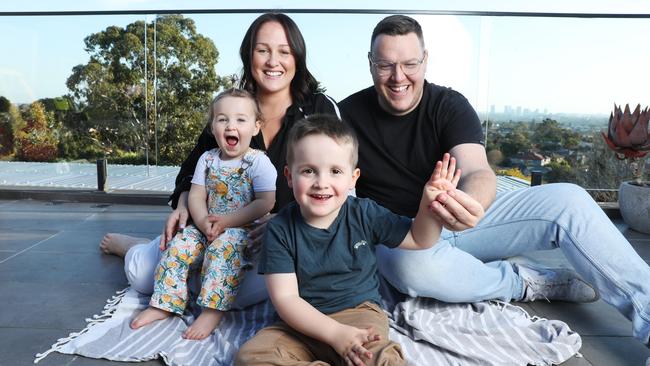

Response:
(618, 180), (650, 234)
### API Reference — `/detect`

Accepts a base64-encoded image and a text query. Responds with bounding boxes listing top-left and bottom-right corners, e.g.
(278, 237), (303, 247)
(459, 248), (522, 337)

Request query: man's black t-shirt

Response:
(340, 81), (484, 218)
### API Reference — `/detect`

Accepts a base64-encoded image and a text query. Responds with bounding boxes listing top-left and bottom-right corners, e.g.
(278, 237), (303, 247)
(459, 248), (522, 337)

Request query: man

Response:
(339, 14), (650, 345)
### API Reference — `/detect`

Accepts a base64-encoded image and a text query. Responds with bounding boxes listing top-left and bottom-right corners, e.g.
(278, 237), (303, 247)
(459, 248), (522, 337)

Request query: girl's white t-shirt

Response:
(191, 149), (277, 193)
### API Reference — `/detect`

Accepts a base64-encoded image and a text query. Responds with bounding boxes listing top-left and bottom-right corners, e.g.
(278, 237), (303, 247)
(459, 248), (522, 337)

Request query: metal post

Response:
(97, 158), (107, 191)
(530, 170), (543, 186)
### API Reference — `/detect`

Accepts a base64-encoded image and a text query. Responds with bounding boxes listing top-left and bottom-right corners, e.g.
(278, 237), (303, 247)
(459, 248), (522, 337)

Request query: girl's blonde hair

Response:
(206, 88), (263, 133)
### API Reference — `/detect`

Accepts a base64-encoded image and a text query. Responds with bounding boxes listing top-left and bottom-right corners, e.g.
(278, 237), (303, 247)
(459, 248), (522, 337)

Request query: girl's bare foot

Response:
(130, 307), (172, 329)
(99, 233), (150, 257)
(182, 308), (223, 340)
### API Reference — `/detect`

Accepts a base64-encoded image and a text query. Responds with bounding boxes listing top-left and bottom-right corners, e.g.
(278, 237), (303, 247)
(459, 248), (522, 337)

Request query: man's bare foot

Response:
(100, 233), (150, 257)
(182, 308), (223, 340)
(130, 307), (172, 329)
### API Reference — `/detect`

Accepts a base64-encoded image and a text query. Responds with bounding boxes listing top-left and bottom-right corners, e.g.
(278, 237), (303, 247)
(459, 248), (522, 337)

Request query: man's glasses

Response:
(368, 52), (426, 77)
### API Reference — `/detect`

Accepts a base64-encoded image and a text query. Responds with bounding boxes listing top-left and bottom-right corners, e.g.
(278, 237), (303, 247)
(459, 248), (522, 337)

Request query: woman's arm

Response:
(161, 191), (190, 248)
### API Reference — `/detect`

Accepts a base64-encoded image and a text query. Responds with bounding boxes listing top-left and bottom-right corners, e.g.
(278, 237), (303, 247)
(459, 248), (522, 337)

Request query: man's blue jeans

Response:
(376, 183), (650, 344)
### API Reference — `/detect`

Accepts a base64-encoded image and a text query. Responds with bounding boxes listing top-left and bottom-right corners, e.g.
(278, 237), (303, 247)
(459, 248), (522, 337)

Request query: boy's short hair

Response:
(206, 88), (263, 134)
(286, 114), (359, 167)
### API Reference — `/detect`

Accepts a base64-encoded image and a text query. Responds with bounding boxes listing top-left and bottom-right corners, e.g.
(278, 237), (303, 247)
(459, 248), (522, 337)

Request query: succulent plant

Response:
(602, 103), (650, 183)
(602, 104), (650, 158)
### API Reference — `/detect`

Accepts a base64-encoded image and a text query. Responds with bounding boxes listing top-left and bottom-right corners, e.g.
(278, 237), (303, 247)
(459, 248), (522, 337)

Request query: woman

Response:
(100, 13), (339, 308)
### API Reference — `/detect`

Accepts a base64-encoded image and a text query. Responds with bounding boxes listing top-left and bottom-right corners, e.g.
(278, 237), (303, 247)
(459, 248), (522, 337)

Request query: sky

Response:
(1, 0), (650, 115)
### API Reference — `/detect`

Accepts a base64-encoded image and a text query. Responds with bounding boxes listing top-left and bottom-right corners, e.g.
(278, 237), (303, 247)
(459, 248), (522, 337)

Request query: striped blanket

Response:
(36, 283), (581, 366)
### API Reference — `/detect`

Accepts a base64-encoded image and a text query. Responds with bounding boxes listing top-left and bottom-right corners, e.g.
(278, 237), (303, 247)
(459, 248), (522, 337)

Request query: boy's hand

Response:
(428, 153), (461, 192)
(329, 324), (381, 366)
(423, 153), (461, 207)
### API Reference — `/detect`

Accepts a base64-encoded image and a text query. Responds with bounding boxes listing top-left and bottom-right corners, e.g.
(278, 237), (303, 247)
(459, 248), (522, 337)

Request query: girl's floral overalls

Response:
(150, 148), (261, 314)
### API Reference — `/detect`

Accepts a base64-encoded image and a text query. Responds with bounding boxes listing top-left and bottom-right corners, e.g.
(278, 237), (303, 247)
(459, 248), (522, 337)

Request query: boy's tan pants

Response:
(235, 301), (406, 366)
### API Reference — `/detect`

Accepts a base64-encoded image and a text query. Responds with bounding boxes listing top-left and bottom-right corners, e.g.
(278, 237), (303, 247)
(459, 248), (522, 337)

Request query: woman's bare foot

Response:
(182, 308), (223, 340)
(130, 307), (172, 329)
(99, 233), (150, 257)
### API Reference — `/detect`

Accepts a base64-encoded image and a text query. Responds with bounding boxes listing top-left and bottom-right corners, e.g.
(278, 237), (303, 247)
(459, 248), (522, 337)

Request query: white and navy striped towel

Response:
(36, 287), (581, 365)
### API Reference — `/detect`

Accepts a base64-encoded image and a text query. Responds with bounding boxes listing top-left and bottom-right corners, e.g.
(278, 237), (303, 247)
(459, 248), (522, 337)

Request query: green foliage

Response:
(486, 149), (504, 167)
(0, 113), (13, 156)
(0, 100), (21, 156)
(38, 96), (74, 112)
(109, 150), (148, 165)
(0, 96), (10, 113)
(500, 124), (531, 157)
(66, 14), (224, 165)
(532, 119), (581, 154)
(544, 158), (577, 183)
(15, 102), (59, 161)
(576, 131), (645, 189)
(496, 167), (530, 181)
(58, 127), (105, 160)
(489, 118), (648, 190)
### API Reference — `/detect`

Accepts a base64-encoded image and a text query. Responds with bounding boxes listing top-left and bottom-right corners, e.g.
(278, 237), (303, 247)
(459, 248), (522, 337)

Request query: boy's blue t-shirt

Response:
(259, 196), (412, 314)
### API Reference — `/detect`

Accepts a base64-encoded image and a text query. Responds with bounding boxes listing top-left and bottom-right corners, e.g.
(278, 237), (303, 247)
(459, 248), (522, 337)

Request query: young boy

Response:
(236, 114), (460, 366)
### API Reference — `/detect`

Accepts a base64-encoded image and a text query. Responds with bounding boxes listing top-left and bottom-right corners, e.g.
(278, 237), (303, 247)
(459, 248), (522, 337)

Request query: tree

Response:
(532, 118), (581, 154)
(66, 15), (226, 165)
(544, 158), (576, 183)
(486, 149), (504, 167)
(0, 96), (10, 113)
(0, 97), (25, 157)
(15, 102), (59, 161)
(500, 126), (531, 157)
(37, 96), (101, 160)
(576, 131), (638, 190)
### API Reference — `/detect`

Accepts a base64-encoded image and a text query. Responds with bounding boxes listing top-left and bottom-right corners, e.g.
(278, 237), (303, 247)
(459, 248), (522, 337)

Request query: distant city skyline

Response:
(1, 1), (650, 114)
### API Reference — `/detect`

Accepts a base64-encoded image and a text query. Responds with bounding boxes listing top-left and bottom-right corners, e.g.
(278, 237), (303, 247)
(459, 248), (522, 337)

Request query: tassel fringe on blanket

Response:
(36, 286), (582, 366)
(35, 288), (129, 364)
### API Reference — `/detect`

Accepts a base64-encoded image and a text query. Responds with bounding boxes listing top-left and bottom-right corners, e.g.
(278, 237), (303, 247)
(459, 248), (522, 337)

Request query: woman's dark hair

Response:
(238, 13), (322, 104)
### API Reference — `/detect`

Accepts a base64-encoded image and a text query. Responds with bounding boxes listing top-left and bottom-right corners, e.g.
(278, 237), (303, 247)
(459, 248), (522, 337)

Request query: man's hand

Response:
(430, 189), (485, 231)
(329, 324), (381, 366)
(160, 206), (189, 250)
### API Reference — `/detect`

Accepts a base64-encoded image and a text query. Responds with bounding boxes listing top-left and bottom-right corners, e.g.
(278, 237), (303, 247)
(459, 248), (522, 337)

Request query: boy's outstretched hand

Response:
(330, 324), (381, 366)
(427, 153), (486, 231)
(425, 153), (461, 198)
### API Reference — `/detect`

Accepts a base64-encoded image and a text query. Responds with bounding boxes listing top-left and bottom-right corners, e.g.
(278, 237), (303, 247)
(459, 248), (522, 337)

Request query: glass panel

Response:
(483, 16), (649, 196)
(0, 11), (648, 196)
(0, 14), (154, 189)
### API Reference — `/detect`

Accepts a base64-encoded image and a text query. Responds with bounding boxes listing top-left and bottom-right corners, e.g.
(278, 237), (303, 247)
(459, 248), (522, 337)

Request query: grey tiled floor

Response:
(1, 197), (649, 366)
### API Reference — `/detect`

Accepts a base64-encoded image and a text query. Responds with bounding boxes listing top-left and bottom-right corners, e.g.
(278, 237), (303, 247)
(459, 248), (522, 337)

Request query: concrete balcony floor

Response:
(0, 193), (649, 365)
